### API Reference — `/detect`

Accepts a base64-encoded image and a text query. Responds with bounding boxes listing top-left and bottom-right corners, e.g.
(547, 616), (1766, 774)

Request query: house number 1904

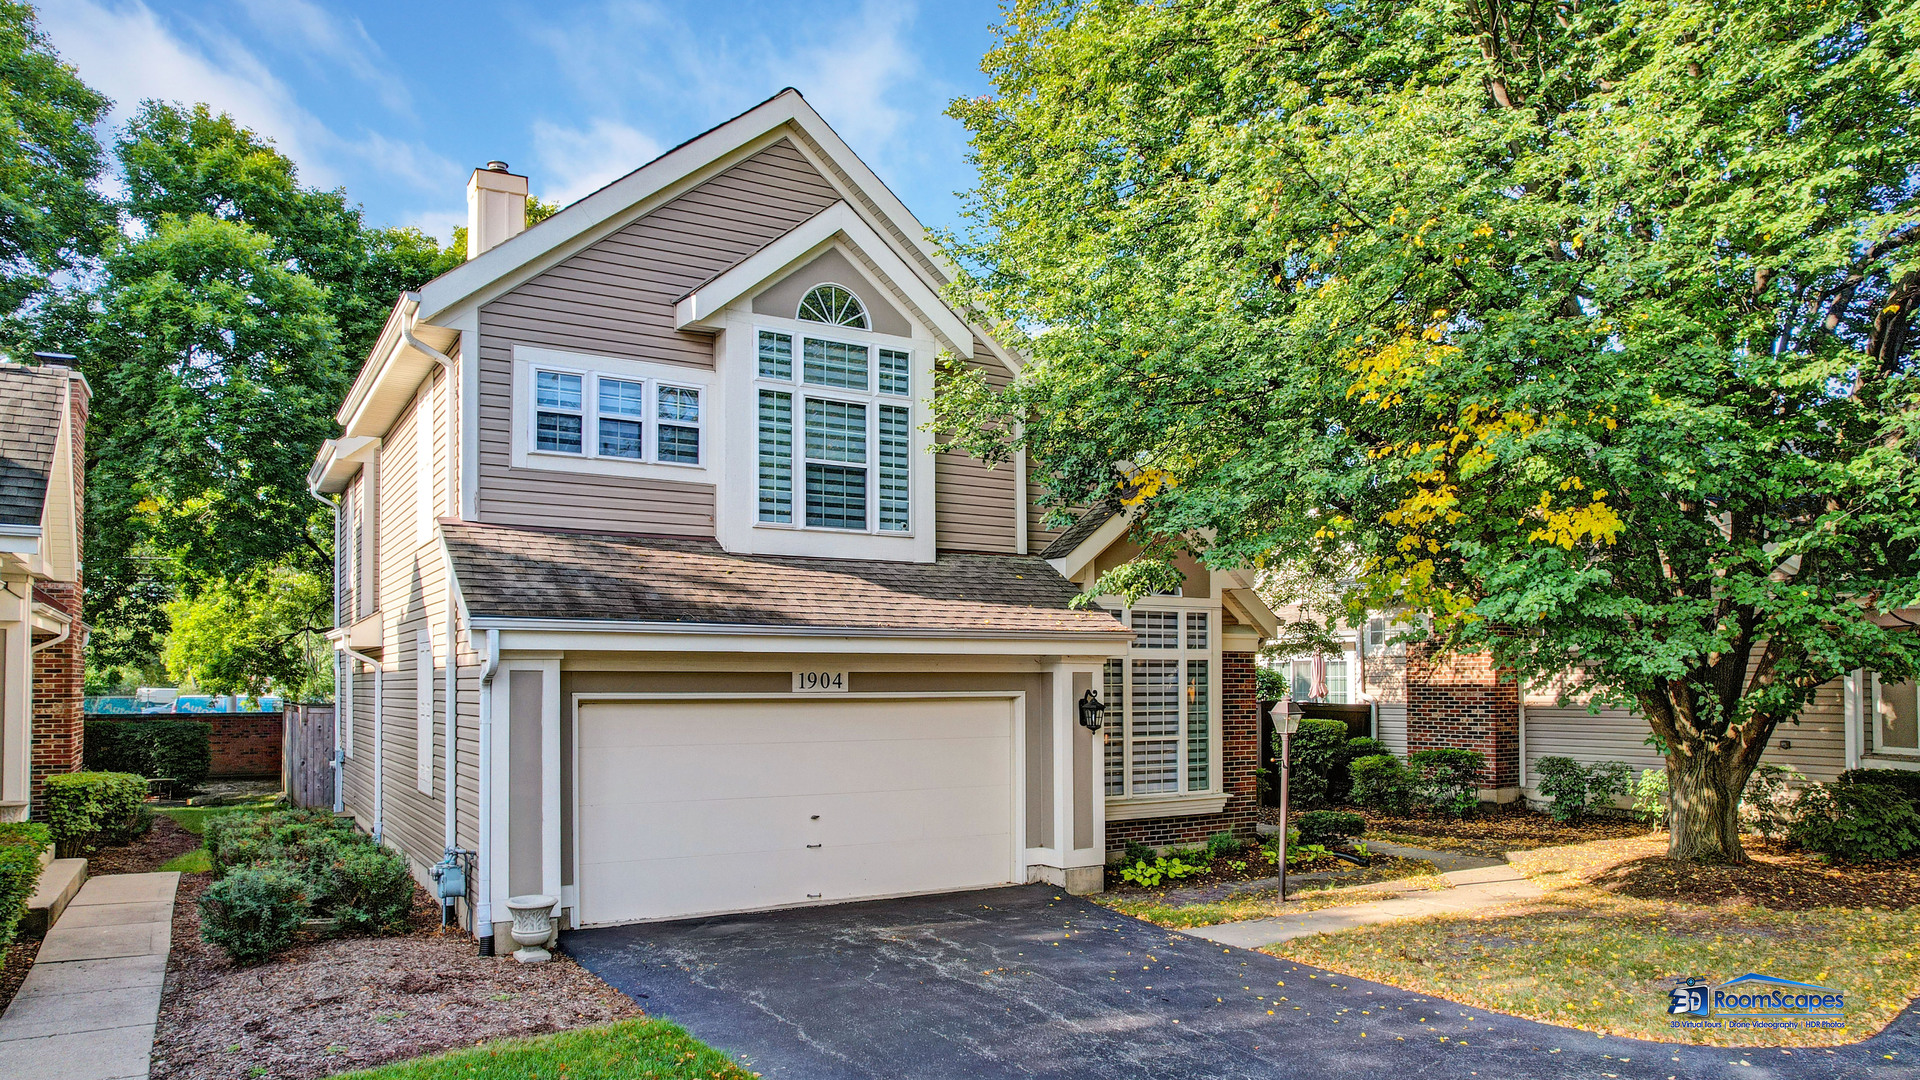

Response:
(792, 670), (848, 693)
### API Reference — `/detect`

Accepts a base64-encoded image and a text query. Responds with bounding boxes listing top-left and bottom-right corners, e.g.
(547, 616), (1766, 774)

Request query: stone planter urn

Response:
(504, 894), (558, 963)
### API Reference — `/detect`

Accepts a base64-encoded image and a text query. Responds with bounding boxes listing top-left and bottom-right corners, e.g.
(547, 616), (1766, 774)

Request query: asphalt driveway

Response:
(564, 884), (1917, 1080)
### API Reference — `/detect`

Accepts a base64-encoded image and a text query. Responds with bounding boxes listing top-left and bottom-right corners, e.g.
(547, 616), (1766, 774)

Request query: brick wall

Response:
(1105, 651), (1262, 853)
(29, 582), (84, 818)
(207, 712), (284, 779)
(1404, 640), (1520, 790)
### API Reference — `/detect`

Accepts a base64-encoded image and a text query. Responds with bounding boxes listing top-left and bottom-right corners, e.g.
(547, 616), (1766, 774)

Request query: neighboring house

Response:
(0, 356), (89, 822)
(308, 90), (1277, 946)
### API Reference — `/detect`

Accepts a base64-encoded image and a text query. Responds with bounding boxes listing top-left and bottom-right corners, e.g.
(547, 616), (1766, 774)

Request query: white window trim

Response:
(1100, 597), (1223, 804)
(416, 627), (435, 795)
(509, 345), (714, 483)
(1868, 670), (1920, 757)
(796, 281), (870, 328)
(751, 321), (916, 539)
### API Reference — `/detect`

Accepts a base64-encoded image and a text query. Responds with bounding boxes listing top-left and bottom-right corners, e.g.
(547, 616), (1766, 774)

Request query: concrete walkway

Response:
(0, 872), (179, 1080)
(1185, 861), (1542, 950)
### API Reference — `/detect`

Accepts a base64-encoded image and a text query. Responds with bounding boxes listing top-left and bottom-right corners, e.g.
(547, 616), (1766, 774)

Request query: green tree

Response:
(939, 0), (1920, 862)
(163, 565), (332, 698)
(0, 1), (112, 336)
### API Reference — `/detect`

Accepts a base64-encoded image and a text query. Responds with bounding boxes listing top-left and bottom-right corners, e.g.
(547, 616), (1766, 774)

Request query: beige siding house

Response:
(310, 91), (1278, 948)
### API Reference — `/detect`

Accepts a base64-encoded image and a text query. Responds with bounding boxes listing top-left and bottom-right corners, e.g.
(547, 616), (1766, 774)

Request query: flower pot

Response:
(504, 894), (557, 964)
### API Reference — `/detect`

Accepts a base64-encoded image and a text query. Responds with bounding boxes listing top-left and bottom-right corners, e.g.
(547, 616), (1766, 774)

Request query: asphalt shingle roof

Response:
(0, 366), (66, 529)
(443, 523), (1129, 636)
(1038, 499), (1125, 560)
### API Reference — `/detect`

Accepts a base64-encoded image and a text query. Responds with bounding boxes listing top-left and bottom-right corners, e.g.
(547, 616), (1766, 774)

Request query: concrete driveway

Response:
(564, 884), (1917, 1080)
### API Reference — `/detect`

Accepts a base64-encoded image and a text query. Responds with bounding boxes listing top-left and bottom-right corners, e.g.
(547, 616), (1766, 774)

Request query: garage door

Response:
(575, 695), (1018, 925)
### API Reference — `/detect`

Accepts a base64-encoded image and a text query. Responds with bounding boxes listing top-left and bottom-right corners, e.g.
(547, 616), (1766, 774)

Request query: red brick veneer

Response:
(1404, 641), (1520, 789)
(30, 580), (85, 818)
(1104, 651), (1262, 852)
(207, 712), (284, 779)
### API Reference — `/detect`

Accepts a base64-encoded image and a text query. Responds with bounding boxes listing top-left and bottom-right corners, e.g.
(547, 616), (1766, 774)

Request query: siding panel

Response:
(476, 139), (835, 534)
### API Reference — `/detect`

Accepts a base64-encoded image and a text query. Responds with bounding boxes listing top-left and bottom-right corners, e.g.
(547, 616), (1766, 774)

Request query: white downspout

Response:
(339, 642), (383, 843)
(475, 628), (500, 953)
(444, 605), (457, 860)
(29, 609), (72, 654)
(310, 488), (344, 813)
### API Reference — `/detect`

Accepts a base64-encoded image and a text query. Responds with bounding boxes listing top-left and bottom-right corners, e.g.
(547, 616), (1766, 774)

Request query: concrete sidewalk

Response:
(0, 872), (179, 1080)
(1184, 861), (1542, 950)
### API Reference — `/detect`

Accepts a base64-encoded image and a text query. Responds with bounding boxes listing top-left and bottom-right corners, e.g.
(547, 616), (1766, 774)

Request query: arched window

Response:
(797, 283), (868, 329)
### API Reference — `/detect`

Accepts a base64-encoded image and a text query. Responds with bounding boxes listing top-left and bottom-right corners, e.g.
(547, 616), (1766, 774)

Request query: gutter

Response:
(400, 295), (456, 371)
(464, 616), (1131, 640)
(475, 628), (500, 954)
(30, 605), (72, 654)
(0, 524), (41, 537)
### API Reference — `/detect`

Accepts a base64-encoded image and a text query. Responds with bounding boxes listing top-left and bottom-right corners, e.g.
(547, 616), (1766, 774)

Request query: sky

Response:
(36, 0), (1006, 243)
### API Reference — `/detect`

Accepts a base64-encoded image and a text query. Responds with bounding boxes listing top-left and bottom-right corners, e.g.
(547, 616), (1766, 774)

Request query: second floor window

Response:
(756, 322), (909, 533)
(533, 368), (701, 466)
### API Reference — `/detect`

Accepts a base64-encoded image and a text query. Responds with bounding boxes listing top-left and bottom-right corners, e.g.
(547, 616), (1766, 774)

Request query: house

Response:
(308, 90), (1278, 947)
(0, 355), (89, 822)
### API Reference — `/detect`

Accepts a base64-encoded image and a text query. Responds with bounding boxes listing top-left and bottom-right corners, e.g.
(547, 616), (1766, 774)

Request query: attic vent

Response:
(797, 284), (868, 329)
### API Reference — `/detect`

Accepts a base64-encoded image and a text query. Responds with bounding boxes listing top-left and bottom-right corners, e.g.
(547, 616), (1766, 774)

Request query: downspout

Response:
(310, 488), (345, 813)
(475, 628), (500, 955)
(29, 609), (72, 654)
(339, 642), (383, 843)
(444, 604), (457, 861)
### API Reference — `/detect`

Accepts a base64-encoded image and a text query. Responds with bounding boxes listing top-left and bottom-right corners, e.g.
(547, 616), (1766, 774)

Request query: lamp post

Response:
(1271, 699), (1299, 902)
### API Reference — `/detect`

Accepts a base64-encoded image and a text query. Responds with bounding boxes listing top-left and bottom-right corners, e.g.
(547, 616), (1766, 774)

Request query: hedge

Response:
(84, 719), (212, 788)
(44, 772), (150, 858)
(0, 821), (51, 945)
(1839, 769), (1920, 808)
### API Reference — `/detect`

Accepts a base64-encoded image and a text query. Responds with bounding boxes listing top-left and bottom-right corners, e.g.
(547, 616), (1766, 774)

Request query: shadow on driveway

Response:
(563, 884), (1918, 1079)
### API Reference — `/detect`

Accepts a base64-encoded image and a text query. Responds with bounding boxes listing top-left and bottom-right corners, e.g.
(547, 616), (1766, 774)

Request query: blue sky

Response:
(38, 1), (1005, 243)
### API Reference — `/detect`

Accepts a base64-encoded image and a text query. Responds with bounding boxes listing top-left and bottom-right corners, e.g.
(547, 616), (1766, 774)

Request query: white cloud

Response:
(531, 118), (664, 208)
(233, 0), (413, 115)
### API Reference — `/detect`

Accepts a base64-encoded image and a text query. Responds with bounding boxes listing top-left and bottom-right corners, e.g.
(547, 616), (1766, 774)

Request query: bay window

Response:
(1104, 606), (1216, 797)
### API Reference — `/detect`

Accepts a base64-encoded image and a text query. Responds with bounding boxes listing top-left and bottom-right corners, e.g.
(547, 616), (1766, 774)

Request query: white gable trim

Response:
(1046, 511), (1134, 584)
(676, 202), (973, 358)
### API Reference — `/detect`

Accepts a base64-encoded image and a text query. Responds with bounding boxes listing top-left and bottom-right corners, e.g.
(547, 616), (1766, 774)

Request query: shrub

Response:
(1121, 840), (1153, 867)
(44, 772), (149, 858)
(205, 813), (273, 876)
(1633, 768), (1670, 826)
(1346, 736), (1390, 761)
(1294, 809), (1366, 845)
(321, 844), (415, 934)
(1838, 768), (1920, 809)
(1410, 748), (1487, 817)
(1117, 854), (1205, 888)
(1740, 763), (1805, 840)
(1788, 782), (1920, 862)
(1205, 831), (1244, 858)
(199, 867), (311, 964)
(1350, 754), (1416, 815)
(1533, 757), (1633, 822)
(0, 822), (51, 946)
(1280, 719), (1353, 806)
(83, 719), (212, 788)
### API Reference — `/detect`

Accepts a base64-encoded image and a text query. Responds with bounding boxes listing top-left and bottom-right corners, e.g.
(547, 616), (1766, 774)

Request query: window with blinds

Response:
(1105, 607), (1216, 797)
(754, 326), (912, 535)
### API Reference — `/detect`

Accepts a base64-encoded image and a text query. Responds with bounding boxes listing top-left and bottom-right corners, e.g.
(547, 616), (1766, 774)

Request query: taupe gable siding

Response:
(934, 336), (1022, 553)
(475, 139), (835, 535)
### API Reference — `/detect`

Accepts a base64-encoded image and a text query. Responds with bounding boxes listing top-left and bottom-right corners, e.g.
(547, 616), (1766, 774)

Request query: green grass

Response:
(158, 848), (211, 874)
(331, 1019), (754, 1080)
(158, 799), (279, 836)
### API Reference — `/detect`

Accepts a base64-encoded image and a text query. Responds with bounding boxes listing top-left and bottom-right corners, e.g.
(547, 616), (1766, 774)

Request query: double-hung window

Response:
(531, 367), (702, 466)
(755, 326), (911, 533)
(1870, 671), (1919, 756)
(1104, 606), (1216, 796)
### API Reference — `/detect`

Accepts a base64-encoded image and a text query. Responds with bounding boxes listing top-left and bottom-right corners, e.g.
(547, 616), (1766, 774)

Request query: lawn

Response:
(152, 798), (278, 872)
(1094, 858), (1445, 928)
(332, 1019), (753, 1080)
(1269, 836), (1920, 1047)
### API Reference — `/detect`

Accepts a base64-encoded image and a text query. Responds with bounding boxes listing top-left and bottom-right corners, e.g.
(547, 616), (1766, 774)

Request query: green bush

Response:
(321, 844), (414, 934)
(1633, 768), (1670, 826)
(1350, 754), (1416, 814)
(205, 813), (273, 876)
(1205, 830), (1244, 858)
(44, 772), (149, 858)
(1410, 748), (1487, 816)
(1346, 736), (1390, 761)
(1533, 757), (1632, 822)
(1294, 809), (1366, 844)
(1121, 840), (1153, 867)
(1740, 763), (1805, 840)
(1838, 768), (1920, 808)
(1280, 719), (1353, 806)
(0, 822), (51, 946)
(1788, 782), (1920, 862)
(82, 719), (212, 788)
(199, 867), (311, 964)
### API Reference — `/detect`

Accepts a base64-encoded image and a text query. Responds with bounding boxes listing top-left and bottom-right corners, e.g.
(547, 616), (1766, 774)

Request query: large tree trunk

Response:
(1665, 750), (1750, 863)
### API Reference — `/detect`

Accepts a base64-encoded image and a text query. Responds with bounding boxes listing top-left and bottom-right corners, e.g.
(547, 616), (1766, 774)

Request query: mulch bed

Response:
(0, 938), (39, 1014)
(1103, 843), (1361, 895)
(1332, 802), (1649, 857)
(153, 873), (638, 1080)
(88, 812), (203, 875)
(1583, 837), (1920, 912)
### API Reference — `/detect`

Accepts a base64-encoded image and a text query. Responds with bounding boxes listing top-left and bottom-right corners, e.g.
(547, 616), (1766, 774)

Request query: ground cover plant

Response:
(1096, 858), (1444, 929)
(330, 1019), (753, 1080)
(1271, 836), (1920, 1046)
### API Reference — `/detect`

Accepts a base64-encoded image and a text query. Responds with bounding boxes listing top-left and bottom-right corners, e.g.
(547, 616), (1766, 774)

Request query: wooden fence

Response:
(283, 703), (336, 809)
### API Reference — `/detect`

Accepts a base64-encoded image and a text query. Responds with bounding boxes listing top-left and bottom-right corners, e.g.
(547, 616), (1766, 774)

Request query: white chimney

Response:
(466, 161), (527, 260)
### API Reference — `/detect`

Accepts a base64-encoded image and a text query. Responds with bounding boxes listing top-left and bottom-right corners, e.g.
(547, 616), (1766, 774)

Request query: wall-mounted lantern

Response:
(1077, 689), (1108, 733)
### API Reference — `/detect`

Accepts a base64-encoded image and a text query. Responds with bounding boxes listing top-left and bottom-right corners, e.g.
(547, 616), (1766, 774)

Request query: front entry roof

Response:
(441, 522), (1129, 638)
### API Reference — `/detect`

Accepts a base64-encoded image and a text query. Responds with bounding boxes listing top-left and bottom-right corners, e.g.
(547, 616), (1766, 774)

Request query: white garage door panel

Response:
(576, 696), (1017, 925)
